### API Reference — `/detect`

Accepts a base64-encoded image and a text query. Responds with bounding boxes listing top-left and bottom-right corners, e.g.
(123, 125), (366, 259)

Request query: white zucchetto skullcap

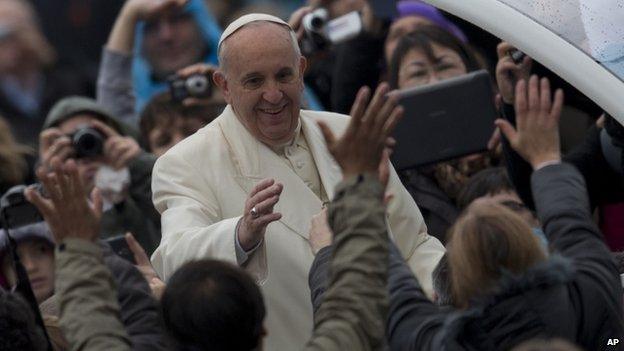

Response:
(218, 13), (292, 51)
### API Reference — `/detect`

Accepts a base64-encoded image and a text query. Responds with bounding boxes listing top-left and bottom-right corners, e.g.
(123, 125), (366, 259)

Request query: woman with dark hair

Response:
(388, 25), (480, 90)
(387, 25), (493, 243)
(385, 77), (624, 350)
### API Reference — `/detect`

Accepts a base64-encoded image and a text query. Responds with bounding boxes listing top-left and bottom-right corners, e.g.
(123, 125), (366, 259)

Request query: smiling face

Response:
(397, 42), (468, 89)
(142, 8), (206, 78)
(214, 22), (306, 147)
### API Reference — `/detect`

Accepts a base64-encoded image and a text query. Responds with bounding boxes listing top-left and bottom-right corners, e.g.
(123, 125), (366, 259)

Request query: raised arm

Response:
(26, 158), (132, 351)
(98, 0), (188, 126)
(305, 83), (402, 350)
(497, 76), (622, 329)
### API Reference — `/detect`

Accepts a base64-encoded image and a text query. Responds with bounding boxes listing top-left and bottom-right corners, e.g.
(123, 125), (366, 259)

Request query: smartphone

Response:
(104, 235), (136, 264)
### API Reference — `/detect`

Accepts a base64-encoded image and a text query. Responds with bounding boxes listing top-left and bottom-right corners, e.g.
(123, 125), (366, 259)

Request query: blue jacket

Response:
(131, 0), (221, 111)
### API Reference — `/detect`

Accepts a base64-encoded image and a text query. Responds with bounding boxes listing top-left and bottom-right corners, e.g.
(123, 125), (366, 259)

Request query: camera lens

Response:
(185, 75), (210, 97)
(72, 127), (104, 158)
(310, 16), (324, 30)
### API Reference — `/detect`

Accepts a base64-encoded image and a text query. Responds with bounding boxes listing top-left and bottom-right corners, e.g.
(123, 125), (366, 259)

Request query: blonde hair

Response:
(447, 201), (547, 308)
(0, 117), (31, 186)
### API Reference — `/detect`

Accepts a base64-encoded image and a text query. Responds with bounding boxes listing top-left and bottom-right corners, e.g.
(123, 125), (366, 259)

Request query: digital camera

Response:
(301, 8), (362, 56)
(168, 73), (212, 103)
(70, 126), (105, 159)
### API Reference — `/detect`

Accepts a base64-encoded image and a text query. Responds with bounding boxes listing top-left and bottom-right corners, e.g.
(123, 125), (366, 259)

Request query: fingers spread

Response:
(363, 83), (389, 126)
(347, 86), (371, 134)
(527, 75), (540, 112)
(494, 119), (518, 143)
(317, 121), (336, 149)
(382, 105), (404, 138)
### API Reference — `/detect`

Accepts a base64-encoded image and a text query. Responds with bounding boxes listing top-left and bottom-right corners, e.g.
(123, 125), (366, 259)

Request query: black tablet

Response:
(390, 70), (497, 171)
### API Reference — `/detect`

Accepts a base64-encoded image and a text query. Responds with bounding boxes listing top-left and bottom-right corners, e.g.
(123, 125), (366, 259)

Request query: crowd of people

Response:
(0, 0), (623, 350)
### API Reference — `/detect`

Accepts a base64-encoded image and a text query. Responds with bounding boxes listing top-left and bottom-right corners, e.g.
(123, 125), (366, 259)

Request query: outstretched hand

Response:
(318, 83), (403, 180)
(495, 76), (564, 169)
(25, 158), (103, 243)
(125, 233), (166, 299)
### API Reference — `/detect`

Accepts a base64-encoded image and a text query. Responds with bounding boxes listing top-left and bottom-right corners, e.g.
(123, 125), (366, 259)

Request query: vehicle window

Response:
(498, 0), (624, 81)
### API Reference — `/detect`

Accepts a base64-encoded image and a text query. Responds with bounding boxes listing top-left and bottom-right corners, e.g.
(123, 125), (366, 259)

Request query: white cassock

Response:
(151, 105), (445, 350)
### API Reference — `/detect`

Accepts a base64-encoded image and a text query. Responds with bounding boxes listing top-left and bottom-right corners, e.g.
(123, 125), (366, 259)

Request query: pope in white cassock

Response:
(150, 13), (445, 350)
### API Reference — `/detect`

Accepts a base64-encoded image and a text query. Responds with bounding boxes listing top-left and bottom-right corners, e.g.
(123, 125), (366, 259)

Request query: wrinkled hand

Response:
(237, 179), (284, 251)
(122, 0), (187, 22)
(495, 76), (564, 169)
(25, 158), (103, 242)
(309, 208), (332, 255)
(39, 128), (74, 172)
(318, 83), (403, 179)
(495, 42), (532, 104)
(125, 233), (165, 299)
(90, 120), (141, 170)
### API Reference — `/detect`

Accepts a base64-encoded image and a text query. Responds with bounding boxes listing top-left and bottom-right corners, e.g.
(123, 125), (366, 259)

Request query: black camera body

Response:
(70, 127), (105, 159)
(168, 73), (212, 103)
(300, 8), (363, 56)
(0, 184), (43, 230)
(301, 8), (331, 55)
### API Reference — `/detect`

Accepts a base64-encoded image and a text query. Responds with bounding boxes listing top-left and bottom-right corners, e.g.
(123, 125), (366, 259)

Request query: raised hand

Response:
(25, 158), (103, 243)
(318, 83), (403, 179)
(495, 76), (564, 169)
(125, 232), (166, 299)
(39, 128), (74, 172)
(495, 41), (532, 104)
(90, 119), (141, 170)
(237, 178), (284, 251)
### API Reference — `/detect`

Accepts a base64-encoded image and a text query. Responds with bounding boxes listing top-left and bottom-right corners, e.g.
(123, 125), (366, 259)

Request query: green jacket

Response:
(54, 174), (388, 351)
(304, 173), (389, 351)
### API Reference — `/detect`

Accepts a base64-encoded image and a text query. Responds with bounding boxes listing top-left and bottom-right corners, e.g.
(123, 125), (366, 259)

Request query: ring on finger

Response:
(250, 206), (259, 219)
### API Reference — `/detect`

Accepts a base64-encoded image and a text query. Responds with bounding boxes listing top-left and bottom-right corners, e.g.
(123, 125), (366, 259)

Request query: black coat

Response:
(309, 163), (624, 350)
(386, 163), (624, 350)
(101, 242), (167, 351)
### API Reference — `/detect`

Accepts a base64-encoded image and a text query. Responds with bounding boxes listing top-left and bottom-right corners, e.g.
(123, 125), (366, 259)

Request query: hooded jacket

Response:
(385, 163), (624, 351)
(42, 97), (161, 255)
(131, 0), (221, 112)
(310, 163), (624, 350)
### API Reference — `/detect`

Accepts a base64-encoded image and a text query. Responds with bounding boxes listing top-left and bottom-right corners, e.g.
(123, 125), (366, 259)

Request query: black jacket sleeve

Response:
(309, 245), (332, 315)
(330, 32), (384, 114)
(386, 243), (447, 351)
(530, 163), (624, 349)
(102, 244), (167, 351)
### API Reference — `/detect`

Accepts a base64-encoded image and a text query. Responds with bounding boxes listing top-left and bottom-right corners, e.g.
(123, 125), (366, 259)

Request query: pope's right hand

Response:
(237, 178), (284, 251)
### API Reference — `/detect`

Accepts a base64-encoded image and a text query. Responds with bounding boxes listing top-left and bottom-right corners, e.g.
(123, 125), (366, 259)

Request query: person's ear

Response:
(298, 56), (307, 90)
(213, 70), (231, 104)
